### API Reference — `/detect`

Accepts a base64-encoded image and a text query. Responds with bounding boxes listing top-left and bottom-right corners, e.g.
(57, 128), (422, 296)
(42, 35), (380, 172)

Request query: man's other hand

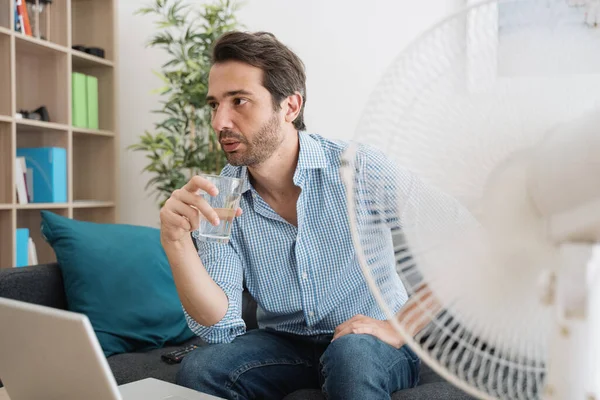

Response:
(332, 314), (405, 349)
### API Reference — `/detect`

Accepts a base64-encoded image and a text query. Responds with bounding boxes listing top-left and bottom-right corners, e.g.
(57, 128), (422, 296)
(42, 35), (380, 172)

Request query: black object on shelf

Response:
(17, 106), (50, 122)
(72, 45), (105, 59)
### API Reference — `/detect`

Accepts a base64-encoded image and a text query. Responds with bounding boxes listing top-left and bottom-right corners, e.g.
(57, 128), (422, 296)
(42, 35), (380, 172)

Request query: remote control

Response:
(161, 344), (200, 364)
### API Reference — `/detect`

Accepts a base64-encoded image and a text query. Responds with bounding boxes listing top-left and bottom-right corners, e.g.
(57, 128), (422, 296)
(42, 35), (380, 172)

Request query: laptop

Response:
(0, 297), (223, 400)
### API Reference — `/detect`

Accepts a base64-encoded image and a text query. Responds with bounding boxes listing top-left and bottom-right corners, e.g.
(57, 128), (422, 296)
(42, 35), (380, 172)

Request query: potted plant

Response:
(129, 0), (243, 207)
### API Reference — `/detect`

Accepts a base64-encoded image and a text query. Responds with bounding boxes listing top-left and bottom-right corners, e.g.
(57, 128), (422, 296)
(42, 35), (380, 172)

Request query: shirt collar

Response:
(238, 131), (328, 194)
(296, 131), (328, 170)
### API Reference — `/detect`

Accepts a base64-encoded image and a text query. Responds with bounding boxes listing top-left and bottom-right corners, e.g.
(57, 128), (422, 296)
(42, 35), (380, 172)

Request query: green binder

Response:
(72, 72), (87, 128)
(86, 75), (99, 130)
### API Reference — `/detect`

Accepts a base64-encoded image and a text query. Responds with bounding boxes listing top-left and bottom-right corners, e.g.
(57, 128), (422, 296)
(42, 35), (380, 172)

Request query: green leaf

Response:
(132, 0), (242, 209)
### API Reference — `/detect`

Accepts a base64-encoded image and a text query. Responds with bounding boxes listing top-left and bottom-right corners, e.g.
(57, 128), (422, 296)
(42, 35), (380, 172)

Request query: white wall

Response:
(118, 0), (464, 227)
(118, 0), (172, 227)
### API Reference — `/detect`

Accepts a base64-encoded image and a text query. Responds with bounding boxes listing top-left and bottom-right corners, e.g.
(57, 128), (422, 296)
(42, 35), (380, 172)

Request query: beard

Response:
(219, 113), (283, 167)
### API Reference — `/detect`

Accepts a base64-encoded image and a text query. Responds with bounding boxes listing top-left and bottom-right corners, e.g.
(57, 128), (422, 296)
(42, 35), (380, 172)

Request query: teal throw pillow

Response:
(40, 210), (195, 357)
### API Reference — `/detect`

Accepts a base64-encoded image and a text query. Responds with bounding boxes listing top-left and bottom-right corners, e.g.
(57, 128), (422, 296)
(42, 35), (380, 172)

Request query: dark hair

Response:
(212, 31), (307, 131)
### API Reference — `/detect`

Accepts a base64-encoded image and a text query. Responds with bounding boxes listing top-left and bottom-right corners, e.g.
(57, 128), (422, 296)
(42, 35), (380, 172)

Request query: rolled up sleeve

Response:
(183, 237), (246, 344)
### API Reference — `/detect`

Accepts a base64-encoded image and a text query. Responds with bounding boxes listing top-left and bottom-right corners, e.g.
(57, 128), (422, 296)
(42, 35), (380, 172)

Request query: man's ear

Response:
(283, 92), (303, 125)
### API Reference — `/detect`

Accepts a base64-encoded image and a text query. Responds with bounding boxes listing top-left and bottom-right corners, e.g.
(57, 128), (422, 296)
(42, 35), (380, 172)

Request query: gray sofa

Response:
(0, 263), (474, 399)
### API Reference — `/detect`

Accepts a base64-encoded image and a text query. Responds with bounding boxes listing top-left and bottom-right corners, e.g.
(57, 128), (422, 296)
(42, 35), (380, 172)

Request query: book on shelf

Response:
(16, 147), (67, 203)
(23, 157), (33, 201)
(72, 72), (88, 128)
(16, 228), (29, 267)
(16, 228), (38, 267)
(15, 0), (32, 36)
(87, 75), (99, 130)
(28, 237), (38, 265)
(14, 156), (30, 204)
(72, 72), (100, 130)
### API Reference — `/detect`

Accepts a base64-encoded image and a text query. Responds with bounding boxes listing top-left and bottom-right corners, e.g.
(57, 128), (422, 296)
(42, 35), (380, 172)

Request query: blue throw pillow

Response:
(40, 210), (195, 357)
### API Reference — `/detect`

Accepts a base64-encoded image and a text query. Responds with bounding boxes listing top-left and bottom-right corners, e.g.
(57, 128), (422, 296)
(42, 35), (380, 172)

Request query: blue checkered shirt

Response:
(187, 132), (409, 343)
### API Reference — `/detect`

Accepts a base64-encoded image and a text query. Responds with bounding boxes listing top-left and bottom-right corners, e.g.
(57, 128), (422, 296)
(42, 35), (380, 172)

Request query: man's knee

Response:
(321, 334), (382, 369)
(320, 334), (419, 397)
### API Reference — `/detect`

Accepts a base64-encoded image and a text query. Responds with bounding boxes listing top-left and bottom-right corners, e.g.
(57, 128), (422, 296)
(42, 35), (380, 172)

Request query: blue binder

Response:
(16, 228), (29, 267)
(16, 147), (67, 203)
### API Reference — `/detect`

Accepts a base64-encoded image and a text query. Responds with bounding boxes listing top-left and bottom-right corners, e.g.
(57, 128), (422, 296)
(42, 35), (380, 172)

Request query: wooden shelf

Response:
(15, 37), (69, 125)
(15, 203), (69, 210)
(1, 0), (119, 268)
(72, 50), (114, 68)
(0, 209), (12, 268)
(73, 206), (115, 223)
(14, 33), (69, 57)
(0, 33), (10, 117)
(17, 123), (68, 154)
(17, 208), (68, 265)
(72, 201), (115, 208)
(0, 0), (11, 32)
(73, 133), (115, 203)
(0, 122), (11, 205)
(16, 119), (70, 132)
(70, 67), (115, 132)
(72, 0), (115, 62)
(72, 127), (114, 137)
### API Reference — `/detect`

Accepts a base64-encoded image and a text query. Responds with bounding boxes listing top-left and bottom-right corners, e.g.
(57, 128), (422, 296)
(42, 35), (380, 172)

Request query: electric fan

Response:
(340, 1), (600, 399)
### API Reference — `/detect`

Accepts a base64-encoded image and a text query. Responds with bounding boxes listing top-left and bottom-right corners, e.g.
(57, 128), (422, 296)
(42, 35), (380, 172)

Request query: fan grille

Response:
(344, 0), (600, 399)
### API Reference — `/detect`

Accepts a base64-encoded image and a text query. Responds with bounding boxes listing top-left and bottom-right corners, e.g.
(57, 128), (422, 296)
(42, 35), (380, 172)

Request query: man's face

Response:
(207, 61), (284, 167)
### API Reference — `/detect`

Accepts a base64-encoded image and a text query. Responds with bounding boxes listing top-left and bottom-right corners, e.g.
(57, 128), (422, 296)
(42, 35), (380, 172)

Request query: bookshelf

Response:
(0, 0), (118, 268)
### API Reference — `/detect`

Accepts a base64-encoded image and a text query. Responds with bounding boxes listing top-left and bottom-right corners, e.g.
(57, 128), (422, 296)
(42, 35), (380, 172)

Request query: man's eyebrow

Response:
(206, 90), (254, 102)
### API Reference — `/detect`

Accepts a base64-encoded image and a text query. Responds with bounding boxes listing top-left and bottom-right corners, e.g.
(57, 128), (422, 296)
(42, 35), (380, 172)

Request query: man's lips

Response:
(221, 141), (241, 152)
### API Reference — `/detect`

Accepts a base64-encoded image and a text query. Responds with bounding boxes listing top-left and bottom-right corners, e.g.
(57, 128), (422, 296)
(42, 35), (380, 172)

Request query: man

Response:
(159, 31), (420, 400)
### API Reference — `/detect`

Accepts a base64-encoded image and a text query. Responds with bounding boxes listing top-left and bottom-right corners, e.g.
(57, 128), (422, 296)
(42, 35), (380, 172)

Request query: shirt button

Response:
(308, 311), (314, 317)
(301, 272), (308, 280)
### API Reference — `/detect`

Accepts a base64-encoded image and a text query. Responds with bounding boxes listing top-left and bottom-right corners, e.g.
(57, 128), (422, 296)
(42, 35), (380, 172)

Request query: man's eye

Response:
(208, 102), (218, 110)
(234, 98), (248, 106)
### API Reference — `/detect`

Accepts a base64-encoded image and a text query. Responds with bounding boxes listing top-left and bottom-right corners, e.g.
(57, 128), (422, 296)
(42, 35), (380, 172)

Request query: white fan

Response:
(341, 1), (600, 399)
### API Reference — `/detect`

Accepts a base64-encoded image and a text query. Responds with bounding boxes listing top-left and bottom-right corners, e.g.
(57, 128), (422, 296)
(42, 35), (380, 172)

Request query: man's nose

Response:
(212, 105), (233, 133)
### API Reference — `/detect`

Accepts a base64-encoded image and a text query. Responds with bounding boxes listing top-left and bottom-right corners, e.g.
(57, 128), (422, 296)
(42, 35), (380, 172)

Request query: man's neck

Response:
(248, 128), (300, 201)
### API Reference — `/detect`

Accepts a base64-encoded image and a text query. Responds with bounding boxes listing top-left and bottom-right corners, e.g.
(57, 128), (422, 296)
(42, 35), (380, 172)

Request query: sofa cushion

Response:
(107, 336), (206, 385)
(40, 210), (195, 357)
(0, 263), (67, 309)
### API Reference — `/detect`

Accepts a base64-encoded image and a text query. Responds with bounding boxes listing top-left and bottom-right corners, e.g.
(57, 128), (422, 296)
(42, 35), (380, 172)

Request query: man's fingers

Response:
(236, 207), (243, 217)
(173, 188), (219, 226)
(183, 175), (219, 196)
(333, 323), (375, 341)
(333, 314), (370, 338)
(349, 326), (375, 336)
(165, 198), (199, 231)
(160, 206), (192, 234)
(333, 318), (354, 336)
(396, 284), (442, 337)
(332, 325), (354, 341)
(346, 314), (366, 324)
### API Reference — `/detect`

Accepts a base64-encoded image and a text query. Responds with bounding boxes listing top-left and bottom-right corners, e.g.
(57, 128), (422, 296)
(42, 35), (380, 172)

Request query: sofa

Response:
(0, 263), (475, 399)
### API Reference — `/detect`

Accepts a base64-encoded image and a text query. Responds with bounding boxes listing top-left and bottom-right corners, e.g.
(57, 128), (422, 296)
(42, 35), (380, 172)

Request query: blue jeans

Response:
(176, 328), (420, 400)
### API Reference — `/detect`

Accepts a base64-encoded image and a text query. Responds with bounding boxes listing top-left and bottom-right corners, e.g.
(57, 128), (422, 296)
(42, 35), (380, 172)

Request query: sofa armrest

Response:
(0, 263), (68, 310)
